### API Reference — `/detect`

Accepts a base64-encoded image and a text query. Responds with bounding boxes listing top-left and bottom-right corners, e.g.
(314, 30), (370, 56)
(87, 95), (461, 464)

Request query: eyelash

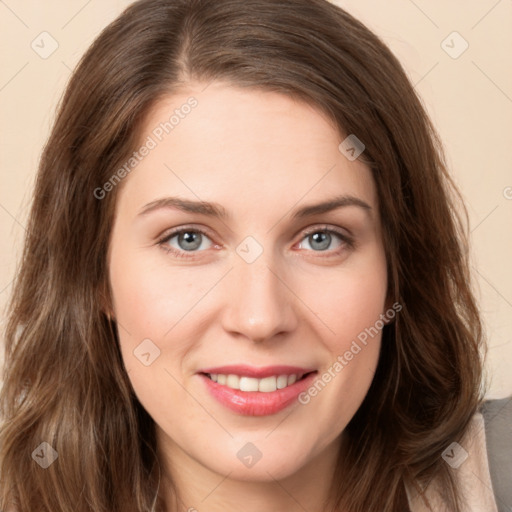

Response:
(156, 224), (354, 260)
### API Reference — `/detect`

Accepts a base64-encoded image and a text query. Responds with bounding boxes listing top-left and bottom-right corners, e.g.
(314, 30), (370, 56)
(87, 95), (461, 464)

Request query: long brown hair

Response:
(0, 0), (486, 510)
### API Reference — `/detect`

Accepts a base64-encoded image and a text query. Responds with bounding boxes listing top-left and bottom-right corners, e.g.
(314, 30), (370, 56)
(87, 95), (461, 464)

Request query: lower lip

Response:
(199, 372), (317, 416)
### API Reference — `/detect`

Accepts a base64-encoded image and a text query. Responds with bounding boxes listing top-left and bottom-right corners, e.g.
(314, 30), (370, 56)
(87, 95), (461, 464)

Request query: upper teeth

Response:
(209, 373), (300, 392)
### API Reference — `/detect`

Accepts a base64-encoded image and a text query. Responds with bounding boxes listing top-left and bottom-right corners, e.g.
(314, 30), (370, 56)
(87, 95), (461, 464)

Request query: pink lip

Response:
(197, 367), (318, 416)
(197, 364), (316, 379)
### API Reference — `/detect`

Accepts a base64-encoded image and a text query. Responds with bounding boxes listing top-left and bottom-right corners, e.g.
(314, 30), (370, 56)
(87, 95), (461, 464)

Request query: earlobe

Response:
(383, 312), (394, 325)
(98, 285), (115, 321)
(104, 309), (115, 322)
(102, 305), (115, 322)
(382, 295), (399, 325)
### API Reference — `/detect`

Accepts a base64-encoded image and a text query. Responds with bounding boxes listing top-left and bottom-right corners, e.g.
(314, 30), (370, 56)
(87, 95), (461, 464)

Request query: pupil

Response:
(179, 231), (201, 250)
(311, 232), (330, 250)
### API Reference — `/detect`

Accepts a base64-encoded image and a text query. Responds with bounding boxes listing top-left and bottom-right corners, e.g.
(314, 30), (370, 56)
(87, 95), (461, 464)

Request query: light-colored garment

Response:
(406, 412), (498, 511)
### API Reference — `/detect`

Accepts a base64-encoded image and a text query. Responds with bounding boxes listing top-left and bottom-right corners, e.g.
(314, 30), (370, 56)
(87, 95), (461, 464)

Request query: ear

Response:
(98, 283), (115, 321)
(382, 293), (399, 325)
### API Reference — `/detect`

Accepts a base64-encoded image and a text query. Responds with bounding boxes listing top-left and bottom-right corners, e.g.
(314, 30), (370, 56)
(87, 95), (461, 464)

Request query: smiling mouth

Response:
(200, 371), (316, 393)
(198, 369), (319, 416)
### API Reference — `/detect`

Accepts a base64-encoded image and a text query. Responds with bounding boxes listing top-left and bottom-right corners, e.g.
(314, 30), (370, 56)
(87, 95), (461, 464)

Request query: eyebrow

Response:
(137, 194), (372, 220)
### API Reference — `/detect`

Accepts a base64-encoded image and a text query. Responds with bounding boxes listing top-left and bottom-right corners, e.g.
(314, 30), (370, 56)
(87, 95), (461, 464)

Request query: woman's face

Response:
(108, 82), (388, 483)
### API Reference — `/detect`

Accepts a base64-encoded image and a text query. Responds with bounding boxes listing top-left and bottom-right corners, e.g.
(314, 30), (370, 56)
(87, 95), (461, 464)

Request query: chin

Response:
(206, 436), (315, 481)
(213, 456), (308, 482)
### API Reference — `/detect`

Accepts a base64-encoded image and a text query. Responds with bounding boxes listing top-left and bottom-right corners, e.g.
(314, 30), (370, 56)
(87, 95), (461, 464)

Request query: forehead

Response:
(119, 82), (377, 217)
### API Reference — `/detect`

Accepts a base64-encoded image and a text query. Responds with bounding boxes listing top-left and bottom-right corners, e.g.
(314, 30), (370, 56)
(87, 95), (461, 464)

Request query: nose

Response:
(220, 249), (298, 344)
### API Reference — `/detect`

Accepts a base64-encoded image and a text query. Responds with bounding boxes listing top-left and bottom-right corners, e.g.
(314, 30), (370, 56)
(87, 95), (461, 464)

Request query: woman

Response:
(0, 0), (503, 510)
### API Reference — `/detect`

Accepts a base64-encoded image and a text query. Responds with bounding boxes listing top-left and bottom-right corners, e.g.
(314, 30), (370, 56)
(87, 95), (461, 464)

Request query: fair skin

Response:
(108, 81), (388, 512)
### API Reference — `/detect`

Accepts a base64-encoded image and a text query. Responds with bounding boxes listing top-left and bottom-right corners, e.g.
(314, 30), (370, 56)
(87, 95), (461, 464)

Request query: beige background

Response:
(0, 1), (511, 398)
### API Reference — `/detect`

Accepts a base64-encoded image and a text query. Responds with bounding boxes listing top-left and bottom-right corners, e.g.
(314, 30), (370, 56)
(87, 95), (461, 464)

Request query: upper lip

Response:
(197, 365), (317, 379)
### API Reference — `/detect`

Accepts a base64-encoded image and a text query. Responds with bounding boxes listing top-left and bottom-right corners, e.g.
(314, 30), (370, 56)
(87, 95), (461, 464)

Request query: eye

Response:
(157, 224), (354, 259)
(157, 227), (214, 258)
(297, 226), (353, 255)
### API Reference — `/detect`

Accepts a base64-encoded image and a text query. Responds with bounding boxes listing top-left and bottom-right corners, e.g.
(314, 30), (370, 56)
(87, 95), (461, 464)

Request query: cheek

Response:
(108, 246), (227, 392)
(109, 245), (209, 337)
(108, 253), (197, 416)
(301, 251), (388, 351)
(296, 254), (387, 426)
(108, 244), (174, 377)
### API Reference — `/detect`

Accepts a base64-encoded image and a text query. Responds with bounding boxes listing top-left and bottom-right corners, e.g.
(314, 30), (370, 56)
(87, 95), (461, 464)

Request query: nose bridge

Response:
(221, 242), (297, 342)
